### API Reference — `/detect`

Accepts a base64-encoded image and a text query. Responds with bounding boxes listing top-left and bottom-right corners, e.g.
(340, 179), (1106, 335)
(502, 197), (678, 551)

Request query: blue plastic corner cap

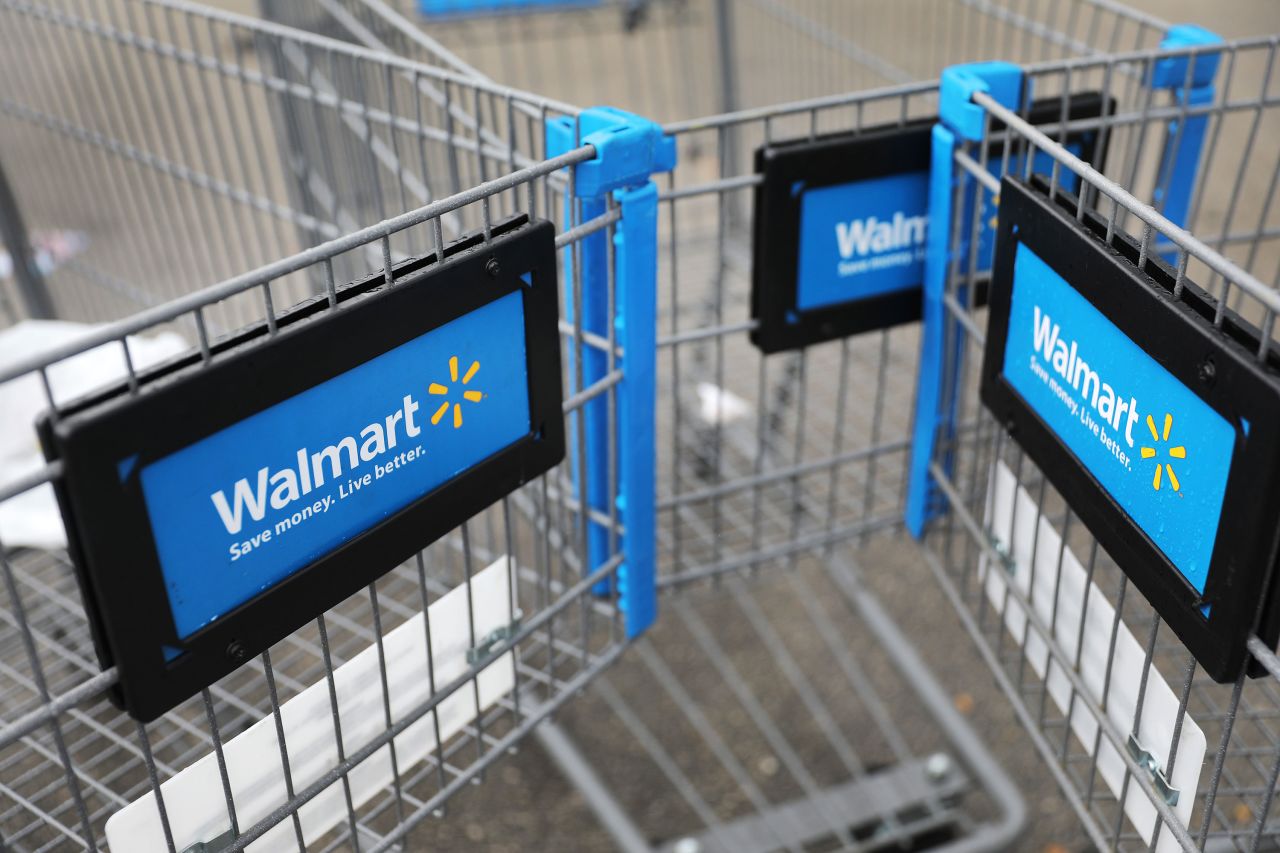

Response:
(545, 106), (676, 199)
(1152, 24), (1223, 88)
(939, 62), (1022, 142)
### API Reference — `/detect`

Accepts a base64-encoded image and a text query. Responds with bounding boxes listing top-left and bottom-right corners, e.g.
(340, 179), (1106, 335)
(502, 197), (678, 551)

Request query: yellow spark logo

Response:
(1140, 412), (1187, 492)
(428, 356), (483, 429)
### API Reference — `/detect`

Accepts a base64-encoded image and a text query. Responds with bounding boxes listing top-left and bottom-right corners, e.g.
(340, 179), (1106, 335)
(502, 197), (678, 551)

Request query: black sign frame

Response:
(41, 216), (565, 720)
(750, 92), (1111, 354)
(980, 178), (1280, 681)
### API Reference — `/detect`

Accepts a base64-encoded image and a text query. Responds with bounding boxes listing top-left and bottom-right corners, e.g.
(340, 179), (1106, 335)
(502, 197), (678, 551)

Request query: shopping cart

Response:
(3, 1), (1277, 853)
(0, 2), (663, 850)
(376, 10), (1275, 851)
(0, 0), (1031, 850)
(906, 35), (1280, 853)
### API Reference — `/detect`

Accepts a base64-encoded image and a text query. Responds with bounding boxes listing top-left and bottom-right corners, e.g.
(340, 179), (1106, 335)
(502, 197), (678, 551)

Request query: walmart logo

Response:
(429, 356), (484, 429)
(1140, 412), (1187, 492)
(210, 354), (486, 535)
(835, 212), (927, 259)
(1032, 304), (1191, 496)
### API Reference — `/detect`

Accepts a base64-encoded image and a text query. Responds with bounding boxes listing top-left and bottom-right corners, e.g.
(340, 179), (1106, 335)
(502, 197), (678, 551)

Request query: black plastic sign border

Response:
(750, 92), (1110, 354)
(42, 216), (565, 720)
(980, 178), (1280, 681)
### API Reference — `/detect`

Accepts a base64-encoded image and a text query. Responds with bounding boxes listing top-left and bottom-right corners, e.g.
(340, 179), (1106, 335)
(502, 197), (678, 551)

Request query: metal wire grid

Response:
(0, 0), (581, 329)
(0, 4), (1257, 853)
(918, 37), (1280, 852)
(262, 0), (1174, 125)
(488, 54), (1260, 851)
(0, 3), (661, 850)
(254, 0), (1219, 599)
(245, 0), (1192, 554)
(649, 85), (952, 590)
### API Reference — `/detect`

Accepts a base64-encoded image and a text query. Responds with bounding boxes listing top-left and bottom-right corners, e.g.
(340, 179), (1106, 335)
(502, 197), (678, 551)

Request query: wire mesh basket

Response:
(4, 0), (1279, 852)
(0, 3), (1031, 851)
(357, 16), (1275, 852)
(908, 35), (1280, 852)
(0, 2), (654, 850)
(484, 30), (1220, 851)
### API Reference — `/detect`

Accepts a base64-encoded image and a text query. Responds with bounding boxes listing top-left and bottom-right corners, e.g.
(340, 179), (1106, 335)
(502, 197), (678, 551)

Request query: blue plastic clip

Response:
(906, 63), (1023, 538)
(545, 107), (673, 638)
(546, 107), (676, 199)
(939, 61), (1023, 142)
(1150, 25), (1223, 261)
(1150, 24), (1223, 89)
(612, 181), (660, 637)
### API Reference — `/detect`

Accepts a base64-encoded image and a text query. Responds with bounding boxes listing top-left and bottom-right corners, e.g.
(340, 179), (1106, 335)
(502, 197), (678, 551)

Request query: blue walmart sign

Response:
(139, 292), (531, 638)
(1002, 243), (1235, 592)
(795, 146), (1084, 314)
(796, 170), (930, 311)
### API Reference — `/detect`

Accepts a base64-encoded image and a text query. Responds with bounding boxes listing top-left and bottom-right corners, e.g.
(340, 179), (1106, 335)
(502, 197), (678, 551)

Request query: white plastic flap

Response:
(105, 555), (516, 852)
(983, 461), (1205, 853)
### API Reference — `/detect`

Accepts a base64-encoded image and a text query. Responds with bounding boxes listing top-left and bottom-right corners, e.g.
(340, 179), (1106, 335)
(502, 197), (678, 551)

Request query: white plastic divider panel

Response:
(106, 557), (516, 852)
(984, 463), (1205, 853)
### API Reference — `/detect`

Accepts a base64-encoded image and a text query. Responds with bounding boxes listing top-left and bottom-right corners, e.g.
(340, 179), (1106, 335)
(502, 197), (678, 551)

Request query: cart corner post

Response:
(546, 107), (675, 638)
(906, 62), (1022, 539)
(1150, 23), (1223, 261)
